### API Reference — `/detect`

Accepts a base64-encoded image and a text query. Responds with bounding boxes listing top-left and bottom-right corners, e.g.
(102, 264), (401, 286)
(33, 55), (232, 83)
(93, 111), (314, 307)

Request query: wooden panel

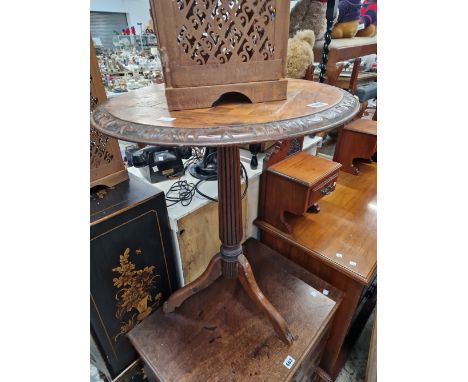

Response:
(171, 60), (284, 87)
(149, 0), (290, 109)
(177, 192), (248, 284)
(152, 0), (289, 86)
(90, 39), (128, 187)
(128, 238), (339, 382)
(165, 79), (288, 111)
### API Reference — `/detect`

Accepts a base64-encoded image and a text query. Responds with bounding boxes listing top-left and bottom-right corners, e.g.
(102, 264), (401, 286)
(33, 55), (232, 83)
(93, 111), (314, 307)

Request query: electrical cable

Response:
(194, 161), (249, 202)
(165, 179), (196, 207)
(165, 148), (249, 207)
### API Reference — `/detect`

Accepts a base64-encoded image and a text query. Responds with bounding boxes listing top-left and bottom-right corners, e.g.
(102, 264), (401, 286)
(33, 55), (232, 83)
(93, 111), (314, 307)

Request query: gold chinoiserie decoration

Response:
(113, 248), (162, 341)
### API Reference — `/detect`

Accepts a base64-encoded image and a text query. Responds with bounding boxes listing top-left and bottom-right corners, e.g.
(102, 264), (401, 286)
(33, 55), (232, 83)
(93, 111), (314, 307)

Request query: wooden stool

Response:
(260, 149), (341, 234)
(333, 119), (377, 175)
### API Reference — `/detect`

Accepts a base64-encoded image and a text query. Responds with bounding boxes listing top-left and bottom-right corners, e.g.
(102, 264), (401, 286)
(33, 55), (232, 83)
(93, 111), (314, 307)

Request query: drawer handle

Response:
(320, 185), (334, 195)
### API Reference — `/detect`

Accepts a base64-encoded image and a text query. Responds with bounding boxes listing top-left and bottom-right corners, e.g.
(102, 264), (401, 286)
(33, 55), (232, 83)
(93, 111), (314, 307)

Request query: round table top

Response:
(91, 79), (359, 146)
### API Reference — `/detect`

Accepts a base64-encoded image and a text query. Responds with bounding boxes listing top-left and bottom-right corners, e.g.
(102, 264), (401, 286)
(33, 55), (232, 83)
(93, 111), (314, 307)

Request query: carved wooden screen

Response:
(151, 0), (290, 88)
(90, 40), (128, 188)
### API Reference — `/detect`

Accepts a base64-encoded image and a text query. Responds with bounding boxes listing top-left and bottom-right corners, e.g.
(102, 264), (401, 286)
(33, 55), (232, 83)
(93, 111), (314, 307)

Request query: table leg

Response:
(164, 146), (293, 345)
(163, 254), (222, 313)
(218, 146), (293, 344)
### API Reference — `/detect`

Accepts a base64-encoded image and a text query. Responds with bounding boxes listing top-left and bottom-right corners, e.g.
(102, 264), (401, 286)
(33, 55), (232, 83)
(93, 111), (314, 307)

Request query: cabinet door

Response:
(91, 205), (176, 377)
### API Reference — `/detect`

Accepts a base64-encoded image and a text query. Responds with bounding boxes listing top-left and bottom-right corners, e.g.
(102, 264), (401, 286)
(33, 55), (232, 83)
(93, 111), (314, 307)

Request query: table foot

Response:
(163, 254), (222, 313)
(238, 254), (294, 345)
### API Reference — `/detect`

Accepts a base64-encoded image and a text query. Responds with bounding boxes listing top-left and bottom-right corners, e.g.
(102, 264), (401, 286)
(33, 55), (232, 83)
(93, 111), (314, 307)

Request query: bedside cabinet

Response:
(91, 174), (178, 381)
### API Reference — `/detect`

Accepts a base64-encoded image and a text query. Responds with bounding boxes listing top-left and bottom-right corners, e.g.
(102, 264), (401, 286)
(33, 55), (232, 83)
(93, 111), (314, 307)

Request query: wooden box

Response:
(91, 174), (178, 379)
(261, 151), (341, 234)
(150, 0), (290, 110)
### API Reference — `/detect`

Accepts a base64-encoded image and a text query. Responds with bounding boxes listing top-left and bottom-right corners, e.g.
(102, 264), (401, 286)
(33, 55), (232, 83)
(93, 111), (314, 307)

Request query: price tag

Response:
(307, 102), (328, 108)
(152, 165), (159, 172)
(357, 23), (365, 31)
(157, 116), (176, 122)
(283, 355), (295, 369)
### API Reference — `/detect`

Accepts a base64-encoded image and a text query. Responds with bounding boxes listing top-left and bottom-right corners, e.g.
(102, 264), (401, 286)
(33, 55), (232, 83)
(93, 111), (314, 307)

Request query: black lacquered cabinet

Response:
(91, 173), (178, 380)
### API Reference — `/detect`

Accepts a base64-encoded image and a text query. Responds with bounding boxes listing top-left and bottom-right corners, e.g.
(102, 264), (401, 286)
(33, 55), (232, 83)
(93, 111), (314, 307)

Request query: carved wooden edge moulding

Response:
(91, 90), (359, 146)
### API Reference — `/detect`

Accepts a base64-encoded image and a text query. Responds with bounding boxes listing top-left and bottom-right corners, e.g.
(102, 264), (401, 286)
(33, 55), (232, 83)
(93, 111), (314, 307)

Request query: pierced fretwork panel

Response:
(90, 127), (115, 169)
(174, 0), (277, 65)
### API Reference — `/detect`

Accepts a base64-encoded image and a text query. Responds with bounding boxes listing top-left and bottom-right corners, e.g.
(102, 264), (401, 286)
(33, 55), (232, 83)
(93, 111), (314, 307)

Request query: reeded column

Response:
(217, 146), (243, 278)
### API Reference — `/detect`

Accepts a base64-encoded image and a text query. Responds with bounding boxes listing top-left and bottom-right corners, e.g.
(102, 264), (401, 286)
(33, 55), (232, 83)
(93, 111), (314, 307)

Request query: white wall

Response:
(90, 0), (151, 32)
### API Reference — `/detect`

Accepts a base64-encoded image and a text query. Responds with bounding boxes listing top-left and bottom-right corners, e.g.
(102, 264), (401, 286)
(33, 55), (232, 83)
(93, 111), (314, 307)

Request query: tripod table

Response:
(91, 78), (359, 344)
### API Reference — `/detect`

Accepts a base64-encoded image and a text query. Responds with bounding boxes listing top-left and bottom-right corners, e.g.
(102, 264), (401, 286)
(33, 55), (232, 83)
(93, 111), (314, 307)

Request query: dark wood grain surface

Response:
(128, 238), (342, 382)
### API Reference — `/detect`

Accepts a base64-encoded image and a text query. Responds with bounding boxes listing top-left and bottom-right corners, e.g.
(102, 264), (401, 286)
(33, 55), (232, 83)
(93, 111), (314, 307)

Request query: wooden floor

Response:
(281, 162), (376, 283)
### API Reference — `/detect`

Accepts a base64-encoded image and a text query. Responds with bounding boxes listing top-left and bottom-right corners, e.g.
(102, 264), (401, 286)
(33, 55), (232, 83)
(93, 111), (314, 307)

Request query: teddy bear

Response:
(356, 0), (377, 37)
(286, 30), (316, 79)
(331, 0), (362, 39)
(289, 0), (328, 41)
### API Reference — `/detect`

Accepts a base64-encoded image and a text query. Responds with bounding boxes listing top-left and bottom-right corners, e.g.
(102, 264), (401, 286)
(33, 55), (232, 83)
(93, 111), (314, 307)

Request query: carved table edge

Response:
(90, 91), (360, 147)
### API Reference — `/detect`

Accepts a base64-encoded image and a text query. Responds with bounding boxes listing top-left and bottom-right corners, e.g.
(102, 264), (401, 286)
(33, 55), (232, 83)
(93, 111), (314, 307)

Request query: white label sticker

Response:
(283, 355), (295, 369)
(158, 156), (164, 161)
(307, 102), (328, 108)
(157, 116), (176, 122)
(309, 290), (318, 297)
(357, 23), (365, 31)
(350, 261), (357, 267)
(336, 253), (343, 258)
(152, 165), (159, 172)
(322, 289), (329, 296)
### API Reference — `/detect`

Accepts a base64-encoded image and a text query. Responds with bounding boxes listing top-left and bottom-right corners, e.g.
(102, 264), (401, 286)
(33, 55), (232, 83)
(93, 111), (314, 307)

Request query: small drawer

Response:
(308, 173), (339, 207)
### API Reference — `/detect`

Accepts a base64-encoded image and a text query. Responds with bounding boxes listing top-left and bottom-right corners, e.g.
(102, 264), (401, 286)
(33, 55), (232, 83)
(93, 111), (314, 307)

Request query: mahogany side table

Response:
(91, 78), (359, 345)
